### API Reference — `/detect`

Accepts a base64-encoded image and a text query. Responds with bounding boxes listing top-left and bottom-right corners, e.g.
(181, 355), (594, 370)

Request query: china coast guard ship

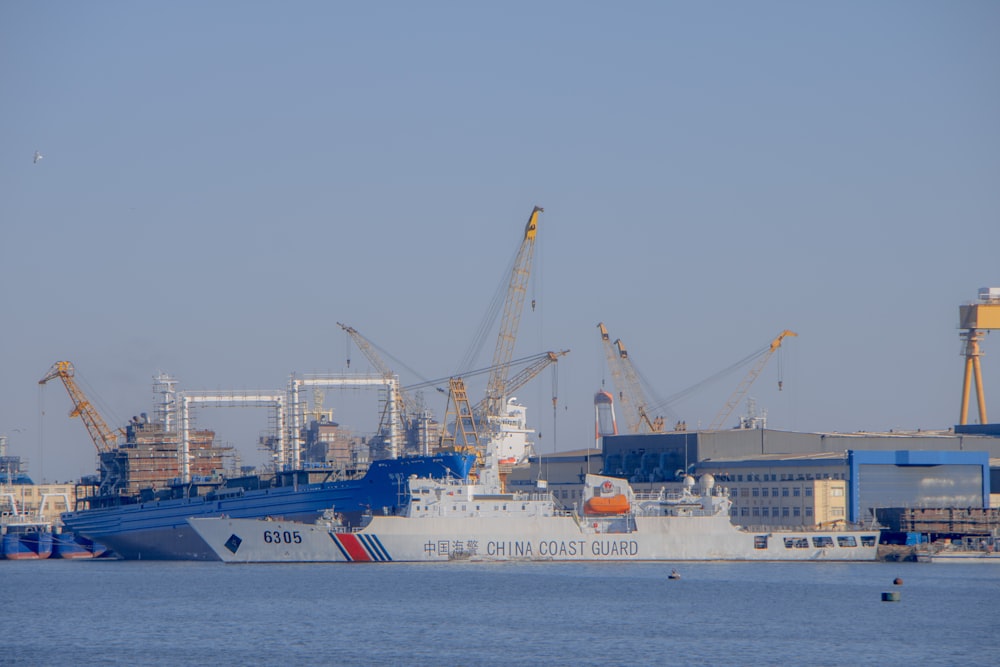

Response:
(190, 409), (881, 563)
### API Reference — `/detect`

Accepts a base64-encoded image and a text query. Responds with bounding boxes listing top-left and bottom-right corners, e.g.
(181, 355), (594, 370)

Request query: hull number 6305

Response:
(263, 530), (302, 544)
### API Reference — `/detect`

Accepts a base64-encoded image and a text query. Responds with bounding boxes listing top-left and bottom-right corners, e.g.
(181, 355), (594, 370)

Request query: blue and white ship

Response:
(61, 453), (475, 560)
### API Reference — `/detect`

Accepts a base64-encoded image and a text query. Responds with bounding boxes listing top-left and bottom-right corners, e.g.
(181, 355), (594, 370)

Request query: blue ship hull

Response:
(61, 453), (475, 560)
(2, 528), (53, 560)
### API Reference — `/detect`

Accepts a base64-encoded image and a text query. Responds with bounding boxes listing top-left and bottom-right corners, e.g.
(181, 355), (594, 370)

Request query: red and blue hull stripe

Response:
(329, 533), (391, 562)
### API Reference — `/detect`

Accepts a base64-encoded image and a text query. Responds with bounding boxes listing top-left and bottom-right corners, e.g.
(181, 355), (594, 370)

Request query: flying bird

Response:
(33, 150), (43, 164)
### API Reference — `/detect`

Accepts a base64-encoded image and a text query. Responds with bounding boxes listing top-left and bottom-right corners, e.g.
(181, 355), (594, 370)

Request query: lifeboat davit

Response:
(584, 494), (630, 515)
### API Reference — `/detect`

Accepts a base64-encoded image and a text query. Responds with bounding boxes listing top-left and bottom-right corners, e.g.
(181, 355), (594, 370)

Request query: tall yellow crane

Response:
(708, 330), (797, 431)
(38, 361), (125, 452)
(482, 206), (543, 423)
(959, 288), (1000, 424)
(596, 323), (663, 434)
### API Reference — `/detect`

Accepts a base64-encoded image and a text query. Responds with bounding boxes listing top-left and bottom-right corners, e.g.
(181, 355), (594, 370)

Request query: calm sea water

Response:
(1, 559), (996, 666)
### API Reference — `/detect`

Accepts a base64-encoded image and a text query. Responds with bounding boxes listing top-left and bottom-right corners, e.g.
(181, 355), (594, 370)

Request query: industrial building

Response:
(508, 427), (998, 534)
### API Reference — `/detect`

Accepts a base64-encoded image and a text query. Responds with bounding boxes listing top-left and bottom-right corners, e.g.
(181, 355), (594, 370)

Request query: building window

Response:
(832, 507), (845, 516)
(737, 475), (743, 482)
(805, 488), (813, 497)
(752, 507), (760, 516)
(740, 488), (749, 497)
(793, 507), (801, 517)
(741, 507), (749, 517)
(831, 488), (844, 497)
(782, 507), (789, 517)
(805, 508), (813, 517)
(782, 488), (789, 497)
(761, 507), (769, 517)
(752, 488), (759, 497)
(793, 487), (800, 497)
(761, 488), (769, 497)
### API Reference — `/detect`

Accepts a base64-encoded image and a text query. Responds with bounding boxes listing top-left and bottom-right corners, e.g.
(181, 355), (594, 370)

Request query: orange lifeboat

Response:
(585, 494), (630, 515)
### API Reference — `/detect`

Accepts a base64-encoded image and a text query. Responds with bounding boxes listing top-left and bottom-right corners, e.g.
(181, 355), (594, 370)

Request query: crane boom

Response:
(38, 361), (124, 453)
(338, 322), (413, 419)
(473, 349), (569, 416)
(708, 330), (797, 431)
(614, 339), (664, 434)
(596, 324), (662, 434)
(483, 206), (542, 421)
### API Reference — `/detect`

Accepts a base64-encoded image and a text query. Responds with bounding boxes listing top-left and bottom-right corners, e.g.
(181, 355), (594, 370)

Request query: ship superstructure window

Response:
(812, 536), (834, 548)
(754, 535), (768, 549)
(861, 536), (877, 547)
(837, 536), (857, 547)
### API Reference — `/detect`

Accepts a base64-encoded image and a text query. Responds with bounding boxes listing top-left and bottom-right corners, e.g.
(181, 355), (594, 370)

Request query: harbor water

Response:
(1, 560), (996, 666)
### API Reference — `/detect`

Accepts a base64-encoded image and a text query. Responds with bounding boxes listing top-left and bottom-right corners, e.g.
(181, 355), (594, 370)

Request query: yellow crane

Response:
(38, 361), (125, 452)
(482, 206), (543, 423)
(708, 330), (797, 431)
(338, 322), (414, 435)
(473, 349), (569, 417)
(959, 288), (1000, 425)
(437, 377), (481, 453)
(596, 323), (663, 434)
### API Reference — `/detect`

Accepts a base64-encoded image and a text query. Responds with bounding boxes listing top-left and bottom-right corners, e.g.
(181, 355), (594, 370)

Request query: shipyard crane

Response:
(708, 330), (797, 431)
(473, 349), (569, 417)
(959, 288), (1000, 425)
(615, 339), (665, 434)
(438, 377), (481, 454)
(337, 322), (414, 435)
(481, 206), (543, 424)
(38, 361), (125, 453)
(596, 324), (664, 434)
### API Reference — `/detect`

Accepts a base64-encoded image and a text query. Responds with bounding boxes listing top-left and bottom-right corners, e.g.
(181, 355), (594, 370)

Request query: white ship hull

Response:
(189, 512), (879, 563)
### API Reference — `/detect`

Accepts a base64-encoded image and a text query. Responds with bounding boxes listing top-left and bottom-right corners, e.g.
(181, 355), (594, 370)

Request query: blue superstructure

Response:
(61, 453), (476, 560)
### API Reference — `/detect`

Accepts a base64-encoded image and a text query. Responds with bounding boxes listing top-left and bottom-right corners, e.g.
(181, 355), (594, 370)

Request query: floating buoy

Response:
(881, 591), (901, 602)
(893, 577), (903, 586)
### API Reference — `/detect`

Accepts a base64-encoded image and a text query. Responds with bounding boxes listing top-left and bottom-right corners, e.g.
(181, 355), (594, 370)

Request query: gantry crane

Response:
(959, 288), (1000, 425)
(596, 323), (664, 434)
(38, 361), (125, 452)
(708, 330), (797, 431)
(482, 206), (543, 424)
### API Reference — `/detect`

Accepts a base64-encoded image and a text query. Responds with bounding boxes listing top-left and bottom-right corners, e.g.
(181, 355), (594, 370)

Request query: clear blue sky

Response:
(2, 2), (998, 482)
